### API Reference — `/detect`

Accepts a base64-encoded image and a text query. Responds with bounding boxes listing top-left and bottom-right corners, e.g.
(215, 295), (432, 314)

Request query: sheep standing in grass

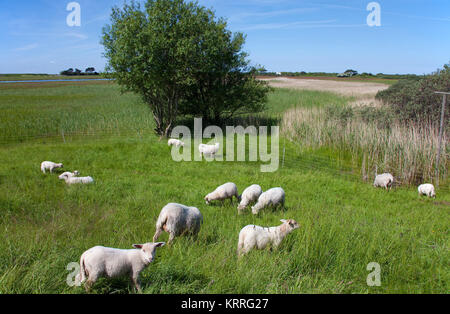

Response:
(237, 219), (300, 256)
(205, 182), (240, 205)
(168, 139), (185, 147)
(251, 187), (285, 215)
(373, 173), (394, 190)
(237, 184), (263, 214)
(40, 161), (63, 173)
(199, 143), (219, 157)
(418, 183), (436, 198)
(75, 242), (165, 292)
(153, 203), (203, 244)
(59, 172), (94, 185)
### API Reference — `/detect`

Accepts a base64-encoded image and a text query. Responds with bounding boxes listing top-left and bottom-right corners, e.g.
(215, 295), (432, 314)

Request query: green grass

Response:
(0, 74), (102, 81)
(0, 81), (448, 294)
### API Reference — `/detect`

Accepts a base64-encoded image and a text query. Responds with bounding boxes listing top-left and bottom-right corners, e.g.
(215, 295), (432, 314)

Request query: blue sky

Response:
(1, 0), (449, 74)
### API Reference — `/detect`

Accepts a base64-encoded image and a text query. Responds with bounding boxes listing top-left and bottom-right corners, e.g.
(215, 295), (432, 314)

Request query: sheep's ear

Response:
(154, 242), (165, 248)
(280, 219), (287, 223)
(132, 244), (143, 249)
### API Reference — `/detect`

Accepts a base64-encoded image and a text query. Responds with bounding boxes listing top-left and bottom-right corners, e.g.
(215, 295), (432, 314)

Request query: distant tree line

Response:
(257, 69), (419, 80)
(60, 67), (99, 76)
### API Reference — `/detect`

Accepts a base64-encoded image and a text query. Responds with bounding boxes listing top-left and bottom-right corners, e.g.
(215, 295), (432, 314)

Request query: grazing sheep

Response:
(251, 187), (285, 215)
(199, 143), (220, 157)
(168, 139), (185, 147)
(153, 203), (203, 244)
(237, 184), (263, 213)
(59, 172), (94, 185)
(237, 219), (300, 256)
(418, 183), (436, 198)
(75, 242), (165, 292)
(205, 182), (240, 205)
(373, 173), (394, 190)
(40, 161), (63, 173)
(58, 171), (79, 179)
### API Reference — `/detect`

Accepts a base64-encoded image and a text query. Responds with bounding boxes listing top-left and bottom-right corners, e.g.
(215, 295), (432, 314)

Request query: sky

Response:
(0, 0), (449, 74)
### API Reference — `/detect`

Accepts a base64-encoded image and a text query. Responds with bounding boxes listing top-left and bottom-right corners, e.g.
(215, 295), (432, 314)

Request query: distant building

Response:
(275, 72), (282, 76)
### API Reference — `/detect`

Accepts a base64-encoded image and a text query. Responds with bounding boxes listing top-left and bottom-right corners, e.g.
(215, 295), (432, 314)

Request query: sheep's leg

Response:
(168, 232), (175, 244)
(131, 273), (142, 293)
(85, 278), (95, 293)
(153, 228), (163, 242)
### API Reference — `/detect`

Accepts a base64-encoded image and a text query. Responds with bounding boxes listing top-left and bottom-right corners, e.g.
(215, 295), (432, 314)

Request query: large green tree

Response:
(102, 0), (269, 136)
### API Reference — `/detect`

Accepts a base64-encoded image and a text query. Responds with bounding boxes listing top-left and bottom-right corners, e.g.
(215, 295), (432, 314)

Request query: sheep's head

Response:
(57, 163), (63, 168)
(251, 206), (259, 215)
(73, 171), (80, 176)
(58, 173), (69, 180)
(237, 203), (245, 211)
(204, 195), (210, 204)
(280, 219), (300, 232)
(133, 242), (165, 265)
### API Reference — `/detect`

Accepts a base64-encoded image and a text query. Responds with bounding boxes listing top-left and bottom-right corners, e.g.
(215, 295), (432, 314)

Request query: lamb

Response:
(75, 242), (165, 292)
(153, 203), (203, 244)
(418, 183), (436, 198)
(58, 171), (80, 178)
(251, 187), (285, 215)
(168, 138), (185, 147)
(237, 219), (300, 256)
(59, 172), (94, 185)
(40, 161), (63, 173)
(199, 143), (219, 157)
(237, 184), (263, 213)
(205, 182), (240, 205)
(373, 173), (394, 190)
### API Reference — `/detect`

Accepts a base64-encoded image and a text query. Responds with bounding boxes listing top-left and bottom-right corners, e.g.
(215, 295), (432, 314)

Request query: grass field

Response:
(0, 81), (448, 294)
(0, 74), (103, 81)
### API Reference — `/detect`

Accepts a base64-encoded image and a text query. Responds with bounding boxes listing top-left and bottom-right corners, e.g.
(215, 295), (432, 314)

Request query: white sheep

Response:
(418, 183), (436, 198)
(237, 184), (263, 213)
(75, 242), (165, 292)
(40, 161), (63, 173)
(58, 171), (80, 178)
(251, 187), (285, 215)
(205, 182), (240, 205)
(168, 139), (185, 147)
(199, 143), (219, 157)
(153, 203), (203, 244)
(59, 172), (94, 185)
(373, 173), (394, 190)
(237, 219), (300, 256)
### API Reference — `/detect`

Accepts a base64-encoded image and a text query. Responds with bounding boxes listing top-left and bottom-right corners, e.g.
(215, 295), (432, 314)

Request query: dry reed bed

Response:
(282, 106), (448, 185)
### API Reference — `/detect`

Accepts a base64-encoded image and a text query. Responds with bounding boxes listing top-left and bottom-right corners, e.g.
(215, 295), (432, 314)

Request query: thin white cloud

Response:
(240, 19), (342, 31)
(14, 43), (38, 51)
(229, 7), (319, 21)
(66, 32), (88, 40)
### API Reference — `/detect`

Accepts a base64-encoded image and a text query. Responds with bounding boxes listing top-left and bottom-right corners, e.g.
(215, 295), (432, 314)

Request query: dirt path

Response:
(261, 77), (389, 100)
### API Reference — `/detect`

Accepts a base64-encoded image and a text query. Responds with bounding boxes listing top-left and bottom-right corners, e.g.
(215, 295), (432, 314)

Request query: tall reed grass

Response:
(282, 106), (448, 185)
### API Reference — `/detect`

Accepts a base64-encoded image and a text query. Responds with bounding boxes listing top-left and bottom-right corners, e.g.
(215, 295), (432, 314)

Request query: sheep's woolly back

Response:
(155, 203), (203, 236)
(238, 184), (263, 211)
(418, 184), (435, 197)
(373, 173), (394, 189)
(251, 187), (285, 214)
(205, 182), (239, 204)
(237, 219), (299, 255)
(199, 143), (220, 155)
